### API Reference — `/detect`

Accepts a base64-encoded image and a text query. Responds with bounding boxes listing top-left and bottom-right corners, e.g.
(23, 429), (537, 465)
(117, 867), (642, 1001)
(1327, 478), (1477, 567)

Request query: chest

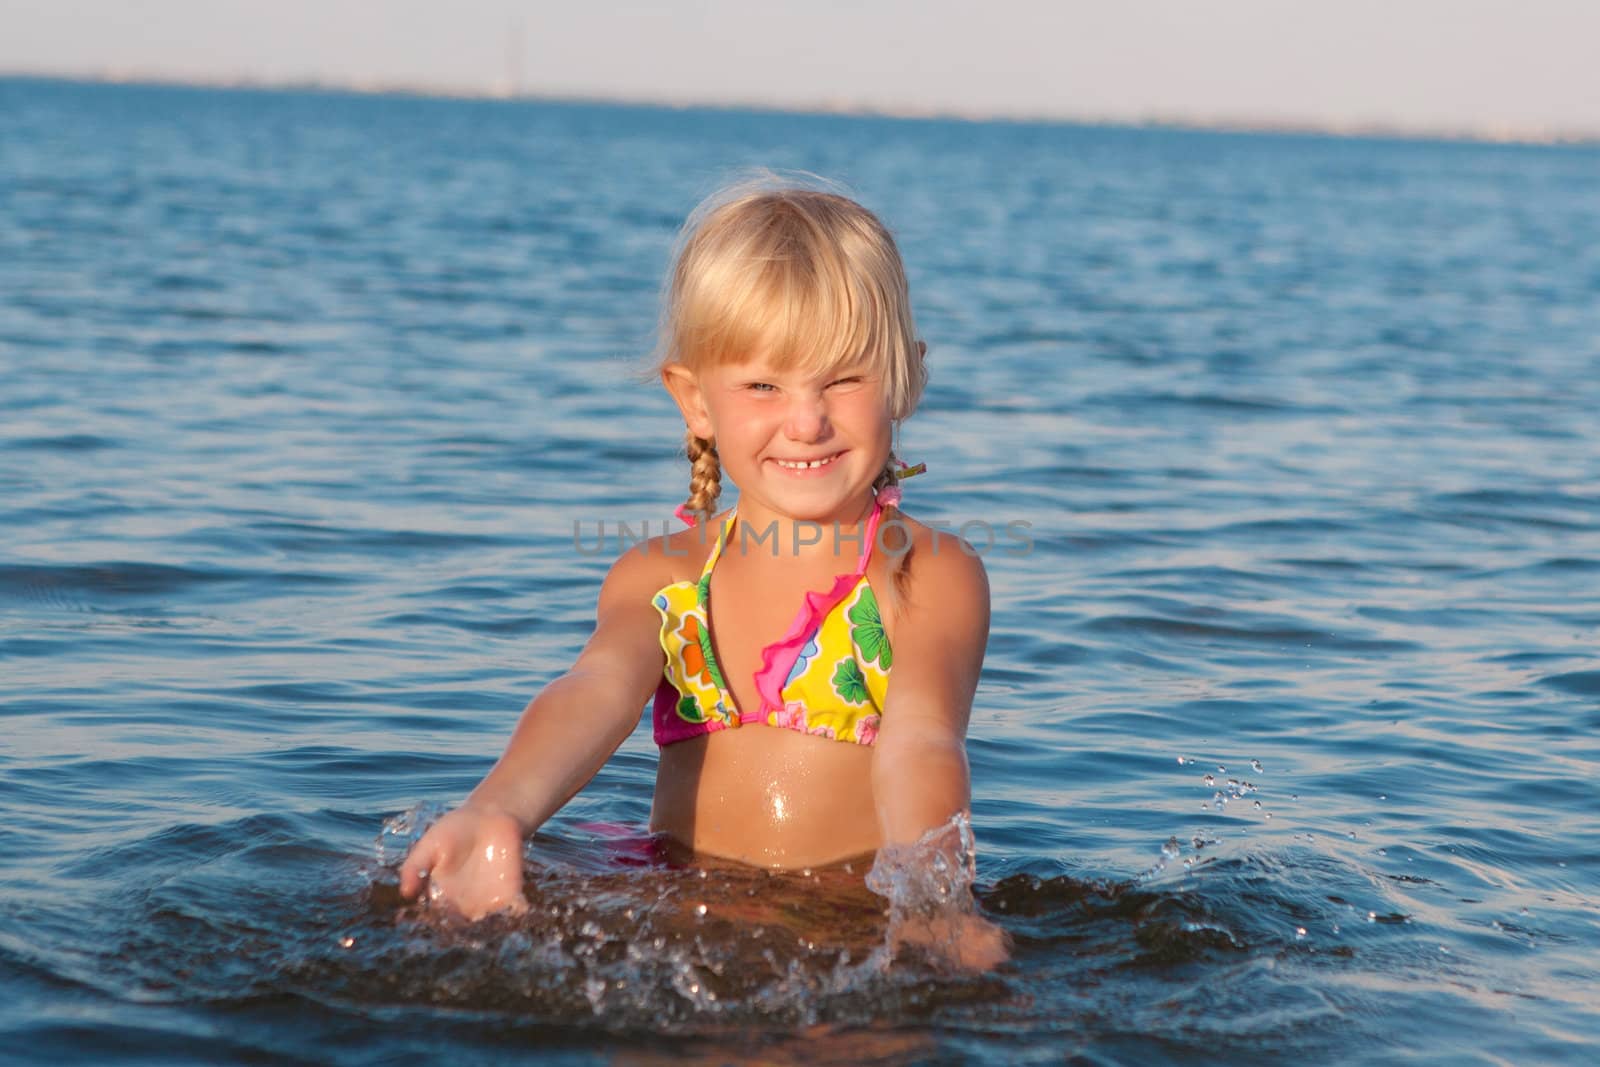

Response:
(706, 551), (845, 715)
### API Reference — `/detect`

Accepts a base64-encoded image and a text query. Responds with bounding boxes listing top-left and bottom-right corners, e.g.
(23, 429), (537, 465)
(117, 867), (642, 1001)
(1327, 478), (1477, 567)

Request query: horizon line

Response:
(5, 67), (1597, 150)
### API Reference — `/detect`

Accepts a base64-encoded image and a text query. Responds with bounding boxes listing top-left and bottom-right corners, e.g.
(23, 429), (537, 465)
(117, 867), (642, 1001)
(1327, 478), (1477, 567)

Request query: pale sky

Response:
(3, 0), (1595, 135)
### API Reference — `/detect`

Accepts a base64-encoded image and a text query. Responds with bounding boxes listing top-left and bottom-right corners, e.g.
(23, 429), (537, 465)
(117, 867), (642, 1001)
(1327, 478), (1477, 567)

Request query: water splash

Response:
(361, 805), (1000, 1028)
(864, 813), (1010, 970)
(865, 813), (978, 917)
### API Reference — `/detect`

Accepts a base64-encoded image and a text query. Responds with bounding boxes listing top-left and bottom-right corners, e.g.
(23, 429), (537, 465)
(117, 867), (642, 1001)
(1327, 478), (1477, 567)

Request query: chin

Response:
(779, 491), (876, 524)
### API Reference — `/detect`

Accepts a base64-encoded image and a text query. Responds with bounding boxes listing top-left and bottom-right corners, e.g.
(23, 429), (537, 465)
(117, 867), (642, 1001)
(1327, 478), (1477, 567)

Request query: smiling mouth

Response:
(772, 452), (843, 470)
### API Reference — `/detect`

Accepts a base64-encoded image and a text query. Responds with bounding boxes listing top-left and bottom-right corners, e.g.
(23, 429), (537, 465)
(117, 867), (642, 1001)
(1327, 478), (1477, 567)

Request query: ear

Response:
(661, 364), (714, 441)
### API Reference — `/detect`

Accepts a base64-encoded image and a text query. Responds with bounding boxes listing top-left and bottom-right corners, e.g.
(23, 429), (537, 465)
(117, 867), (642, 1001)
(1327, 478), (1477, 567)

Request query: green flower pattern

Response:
(847, 587), (892, 669)
(831, 658), (869, 705)
(694, 573), (730, 693)
(677, 693), (708, 724)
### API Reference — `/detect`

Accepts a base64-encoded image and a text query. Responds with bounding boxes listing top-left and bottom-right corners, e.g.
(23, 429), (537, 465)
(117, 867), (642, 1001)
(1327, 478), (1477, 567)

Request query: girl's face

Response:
(664, 353), (893, 526)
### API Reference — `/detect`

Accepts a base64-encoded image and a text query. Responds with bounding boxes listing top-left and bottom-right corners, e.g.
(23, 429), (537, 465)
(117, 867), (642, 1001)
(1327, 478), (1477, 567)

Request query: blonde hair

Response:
(656, 178), (928, 492)
(659, 178), (927, 521)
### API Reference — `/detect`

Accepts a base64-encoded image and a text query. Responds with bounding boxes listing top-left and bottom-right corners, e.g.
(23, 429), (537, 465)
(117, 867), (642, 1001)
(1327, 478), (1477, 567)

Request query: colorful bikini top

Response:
(651, 502), (892, 747)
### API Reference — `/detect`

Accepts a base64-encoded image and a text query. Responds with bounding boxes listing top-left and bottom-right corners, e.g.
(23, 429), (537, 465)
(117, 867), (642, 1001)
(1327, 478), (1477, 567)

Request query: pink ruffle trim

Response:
(751, 503), (885, 713)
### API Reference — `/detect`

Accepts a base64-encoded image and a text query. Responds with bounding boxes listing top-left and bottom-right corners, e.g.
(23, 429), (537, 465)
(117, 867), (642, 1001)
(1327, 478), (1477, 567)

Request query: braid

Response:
(875, 452), (917, 606)
(684, 432), (722, 519)
(872, 454), (899, 495)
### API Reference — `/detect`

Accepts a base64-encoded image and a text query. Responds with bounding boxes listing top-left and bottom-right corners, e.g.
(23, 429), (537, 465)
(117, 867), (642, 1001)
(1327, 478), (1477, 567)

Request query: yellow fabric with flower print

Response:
(650, 505), (892, 747)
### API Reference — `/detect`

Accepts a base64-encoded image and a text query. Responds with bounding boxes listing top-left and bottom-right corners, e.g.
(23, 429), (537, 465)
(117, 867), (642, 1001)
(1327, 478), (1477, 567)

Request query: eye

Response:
(745, 381), (777, 393)
(828, 375), (864, 388)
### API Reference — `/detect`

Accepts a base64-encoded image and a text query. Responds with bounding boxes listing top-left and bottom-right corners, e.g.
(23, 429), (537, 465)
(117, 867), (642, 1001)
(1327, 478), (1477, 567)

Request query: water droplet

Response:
(1218, 765), (1227, 773)
(1295, 926), (1308, 940)
(1367, 911), (1377, 922)
(1203, 773), (1216, 787)
(1265, 812), (1272, 819)
(1376, 848), (1387, 856)
(1251, 759), (1264, 772)
(695, 903), (708, 917)
(1162, 836), (1181, 859)
(1253, 800), (1262, 810)
(1331, 922), (1341, 934)
(1378, 794), (1387, 801)
(1347, 831), (1356, 840)
(338, 936), (354, 949)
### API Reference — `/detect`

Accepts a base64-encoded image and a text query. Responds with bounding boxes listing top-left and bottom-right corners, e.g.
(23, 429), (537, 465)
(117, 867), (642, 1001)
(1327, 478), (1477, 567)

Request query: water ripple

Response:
(3, 78), (1598, 1063)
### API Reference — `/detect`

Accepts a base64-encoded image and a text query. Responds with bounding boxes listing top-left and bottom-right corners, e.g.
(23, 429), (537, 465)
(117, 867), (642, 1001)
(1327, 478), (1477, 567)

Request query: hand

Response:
(398, 805), (528, 920)
(891, 910), (1011, 972)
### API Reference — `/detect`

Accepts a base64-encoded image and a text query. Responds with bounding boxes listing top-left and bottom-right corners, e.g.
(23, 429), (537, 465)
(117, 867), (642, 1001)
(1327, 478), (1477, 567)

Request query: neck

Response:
(727, 495), (880, 564)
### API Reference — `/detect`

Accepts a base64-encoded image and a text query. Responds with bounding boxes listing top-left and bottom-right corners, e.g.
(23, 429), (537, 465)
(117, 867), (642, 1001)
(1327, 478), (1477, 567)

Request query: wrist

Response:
(458, 793), (530, 834)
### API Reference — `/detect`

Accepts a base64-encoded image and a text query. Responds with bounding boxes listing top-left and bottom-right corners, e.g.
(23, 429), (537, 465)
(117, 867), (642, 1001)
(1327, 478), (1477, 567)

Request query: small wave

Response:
(149, 272), (225, 293)
(377, 611), (543, 636)
(1081, 613), (1417, 653)
(1085, 390), (1323, 415)
(1476, 556), (1600, 579)
(1538, 670), (1600, 696)
(0, 561), (237, 609)
(0, 561), (347, 611)
(227, 339), (296, 356)
(1422, 488), (1600, 531)
(248, 522), (509, 556)
(4, 434), (118, 452)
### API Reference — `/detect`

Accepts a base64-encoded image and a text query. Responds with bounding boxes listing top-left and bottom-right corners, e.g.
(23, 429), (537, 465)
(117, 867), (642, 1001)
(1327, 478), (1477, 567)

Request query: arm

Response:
(872, 536), (988, 844)
(870, 535), (1007, 968)
(398, 546), (666, 918)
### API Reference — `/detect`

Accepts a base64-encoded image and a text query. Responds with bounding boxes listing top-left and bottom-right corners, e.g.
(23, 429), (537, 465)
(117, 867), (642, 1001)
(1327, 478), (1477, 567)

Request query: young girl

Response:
(399, 181), (1004, 968)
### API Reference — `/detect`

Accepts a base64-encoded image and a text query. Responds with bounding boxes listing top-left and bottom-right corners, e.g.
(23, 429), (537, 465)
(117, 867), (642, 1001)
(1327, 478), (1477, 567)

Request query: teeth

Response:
(776, 456), (834, 469)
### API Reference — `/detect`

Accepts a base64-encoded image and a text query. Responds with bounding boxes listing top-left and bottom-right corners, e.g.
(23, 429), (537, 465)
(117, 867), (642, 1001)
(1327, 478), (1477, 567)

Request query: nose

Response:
(784, 390), (830, 443)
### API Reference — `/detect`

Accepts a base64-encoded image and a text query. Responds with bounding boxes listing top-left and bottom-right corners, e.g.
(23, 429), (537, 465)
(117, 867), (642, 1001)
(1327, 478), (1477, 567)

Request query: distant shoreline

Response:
(4, 69), (1596, 149)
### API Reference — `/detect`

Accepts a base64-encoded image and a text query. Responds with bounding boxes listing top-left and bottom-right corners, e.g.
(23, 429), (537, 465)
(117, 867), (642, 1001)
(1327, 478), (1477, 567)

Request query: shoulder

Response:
(870, 510), (990, 637)
(870, 510), (989, 727)
(595, 513), (725, 613)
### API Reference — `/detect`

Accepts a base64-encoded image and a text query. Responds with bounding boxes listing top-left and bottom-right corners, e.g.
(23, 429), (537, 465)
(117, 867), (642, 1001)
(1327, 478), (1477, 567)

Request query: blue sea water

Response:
(2, 76), (1598, 1064)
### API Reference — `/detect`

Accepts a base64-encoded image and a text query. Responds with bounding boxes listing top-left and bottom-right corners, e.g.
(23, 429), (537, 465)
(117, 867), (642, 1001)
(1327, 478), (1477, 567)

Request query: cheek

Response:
(707, 400), (777, 447)
(837, 394), (893, 438)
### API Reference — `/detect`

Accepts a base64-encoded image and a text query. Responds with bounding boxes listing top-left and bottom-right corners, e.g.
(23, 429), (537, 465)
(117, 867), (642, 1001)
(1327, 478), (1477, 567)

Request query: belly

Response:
(651, 726), (881, 868)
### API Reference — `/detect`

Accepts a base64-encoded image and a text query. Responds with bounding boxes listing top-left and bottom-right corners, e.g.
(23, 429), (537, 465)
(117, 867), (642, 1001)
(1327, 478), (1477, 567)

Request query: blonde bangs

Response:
(661, 183), (925, 419)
